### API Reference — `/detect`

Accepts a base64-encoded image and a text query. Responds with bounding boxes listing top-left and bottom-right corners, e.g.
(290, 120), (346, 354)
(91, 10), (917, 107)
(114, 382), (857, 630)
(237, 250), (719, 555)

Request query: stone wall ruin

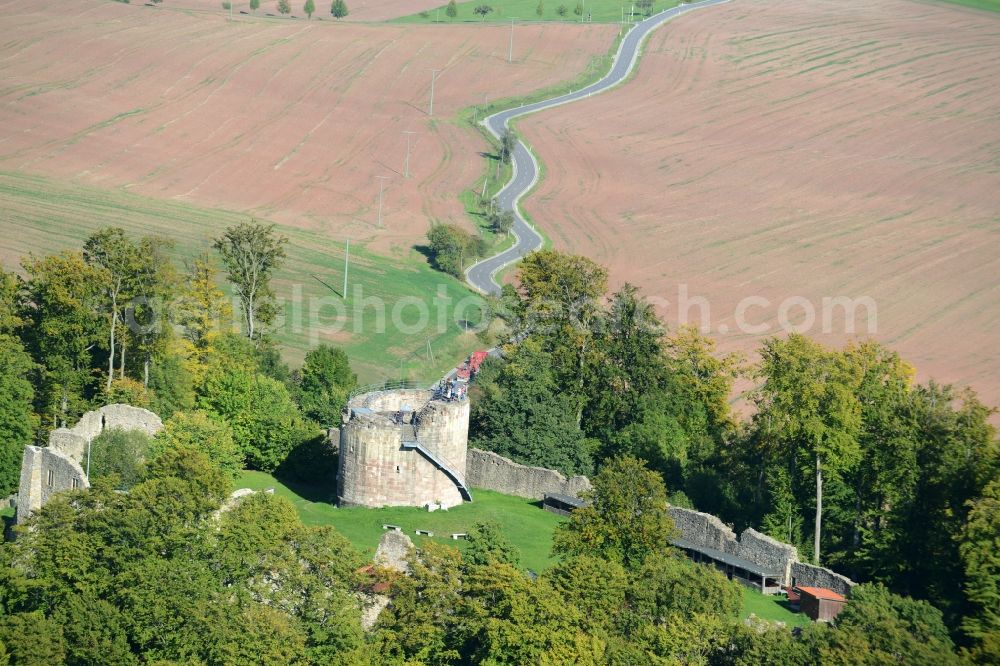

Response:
(668, 506), (856, 597)
(16, 404), (163, 524)
(465, 449), (592, 500)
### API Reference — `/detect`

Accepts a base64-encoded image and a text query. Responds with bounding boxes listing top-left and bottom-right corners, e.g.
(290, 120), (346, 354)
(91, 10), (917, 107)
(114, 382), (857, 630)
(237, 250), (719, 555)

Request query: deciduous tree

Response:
(88, 428), (153, 490)
(0, 265), (23, 335)
(330, 0), (348, 18)
(959, 479), (1000, 659)
(84, 228), (142, 390)
(177, 252), (233, 375)
(153, 410), (242, 478)
(22, 251), (105, 427)
(471, 339), (592, 476)
(753, 334), (862, 564)
(554, 455), (674, 567)
(296, 344), (356, 427)
(213, 221), (287, 341)
(0, 336), (36, 496)
(198, 365), (312, 471)
(426, 223), (484, 278)
(464, 521), (519, 567)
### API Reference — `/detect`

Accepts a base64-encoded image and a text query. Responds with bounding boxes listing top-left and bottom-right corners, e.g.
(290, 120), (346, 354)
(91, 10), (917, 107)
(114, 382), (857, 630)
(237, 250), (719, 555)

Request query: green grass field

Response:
(238, 472), (812, 626)
(236, 471), (564, 572)
(741, 586), (810, 627)
(395, 0), (678, 24)
(932, 0), (1000, 11)
(0, 171), (489, 385)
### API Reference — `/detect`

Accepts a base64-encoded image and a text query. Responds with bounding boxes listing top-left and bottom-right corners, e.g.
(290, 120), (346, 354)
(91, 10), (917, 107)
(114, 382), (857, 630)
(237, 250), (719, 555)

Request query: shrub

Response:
(104, 378), (152, 410)
(153, 411), (242, 478)
(88, 429), (152, 490)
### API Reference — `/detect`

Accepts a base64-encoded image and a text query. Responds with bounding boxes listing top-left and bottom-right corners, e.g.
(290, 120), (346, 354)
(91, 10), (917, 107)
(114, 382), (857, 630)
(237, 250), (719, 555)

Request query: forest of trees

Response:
(0, 222), (357, 496)
(469, 249), (999, 660)
(0, 236), (996, 663)
(0, 447), (971, 664)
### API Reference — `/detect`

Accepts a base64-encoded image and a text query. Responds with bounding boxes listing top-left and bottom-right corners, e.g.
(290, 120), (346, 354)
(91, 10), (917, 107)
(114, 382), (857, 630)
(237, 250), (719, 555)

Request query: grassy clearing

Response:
(237, 473), (811, 625)
(395, 0), (677, 24)
(0, 171), (488, 385)
(931, 0), (1000, 11)
(459, 188), (517, 257)
(236, 471), (564, 572)
(741, 586), (810, 627)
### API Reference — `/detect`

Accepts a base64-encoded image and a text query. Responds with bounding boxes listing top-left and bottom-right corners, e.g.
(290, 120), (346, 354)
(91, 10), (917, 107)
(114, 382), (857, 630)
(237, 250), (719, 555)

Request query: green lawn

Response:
(238, 472), (812, 626)
(931, 0), (1000, 11)
(236, 471), (564, 572)
(394, 0), (678, 24)
(741, 586), (810, 627)
(0, 171), (489, 385)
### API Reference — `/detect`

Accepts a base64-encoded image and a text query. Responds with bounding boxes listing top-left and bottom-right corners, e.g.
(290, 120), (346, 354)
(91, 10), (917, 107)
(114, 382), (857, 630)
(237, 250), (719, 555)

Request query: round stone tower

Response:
(337, 388), (470, 509)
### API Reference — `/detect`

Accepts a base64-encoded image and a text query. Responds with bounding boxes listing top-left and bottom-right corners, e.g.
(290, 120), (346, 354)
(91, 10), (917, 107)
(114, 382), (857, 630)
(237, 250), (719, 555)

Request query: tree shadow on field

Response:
(2, 514), (16, 543)
(275, 435), (339, 504)
(776, 598), (800, 614)
(402, 100), (430, 116)
(275, 475), (337, 505)
(413, 244), (434, 262)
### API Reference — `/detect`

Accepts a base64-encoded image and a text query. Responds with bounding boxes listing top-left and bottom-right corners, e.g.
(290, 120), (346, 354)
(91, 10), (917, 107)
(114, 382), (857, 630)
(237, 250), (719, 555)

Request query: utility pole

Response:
(376, 176), (390, 228)
(476, 93), (488, 123)
(402, 131), (417, 178)
(428, 69), (441, 117)
(508, 19), (516, 63)
(343, 238), (350, 299)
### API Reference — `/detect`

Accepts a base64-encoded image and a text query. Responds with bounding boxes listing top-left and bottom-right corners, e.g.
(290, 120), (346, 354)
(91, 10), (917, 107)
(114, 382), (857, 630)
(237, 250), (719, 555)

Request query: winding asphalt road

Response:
(465, 0), (729, 295)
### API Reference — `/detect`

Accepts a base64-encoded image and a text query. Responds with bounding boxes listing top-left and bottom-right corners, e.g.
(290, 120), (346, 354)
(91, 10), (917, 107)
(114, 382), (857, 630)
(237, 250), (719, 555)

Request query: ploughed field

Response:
(516, 0), (1000, 404)
(146, 0), (448, 22)
(0, 0), (615, 255)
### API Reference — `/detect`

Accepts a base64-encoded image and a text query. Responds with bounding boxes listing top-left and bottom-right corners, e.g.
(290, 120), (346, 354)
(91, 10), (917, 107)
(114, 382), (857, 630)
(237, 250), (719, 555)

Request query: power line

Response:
(402, 131), (417, 178)
(428, 69), (442, 116)
(376, 176), (390, 228)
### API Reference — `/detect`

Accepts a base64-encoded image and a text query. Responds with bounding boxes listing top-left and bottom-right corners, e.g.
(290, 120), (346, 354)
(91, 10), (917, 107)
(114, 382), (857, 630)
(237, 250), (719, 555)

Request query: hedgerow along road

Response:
(465, 0), (730, 295)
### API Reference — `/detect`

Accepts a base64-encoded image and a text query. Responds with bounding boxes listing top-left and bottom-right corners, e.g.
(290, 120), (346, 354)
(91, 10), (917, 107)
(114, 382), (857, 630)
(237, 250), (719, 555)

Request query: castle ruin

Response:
(337, 388), (470, 509)
(16, 404), (163, 524)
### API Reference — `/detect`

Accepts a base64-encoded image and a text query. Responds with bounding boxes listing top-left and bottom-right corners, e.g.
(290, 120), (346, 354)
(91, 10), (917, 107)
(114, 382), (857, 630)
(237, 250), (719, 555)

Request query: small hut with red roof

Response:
(795, 586), (847, 622)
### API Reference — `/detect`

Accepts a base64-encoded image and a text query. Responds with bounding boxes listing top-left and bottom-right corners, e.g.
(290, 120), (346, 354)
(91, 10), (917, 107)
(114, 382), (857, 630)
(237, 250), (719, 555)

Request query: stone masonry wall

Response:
(16, 404), (162, 523)
(16, 446), (89, 524)
(669, 506), (738, 552)
(668, 506), (852, 592)
(338, 390), (468, 509)
(735, 528), (798, 586)
(466, 449), (592, 500)
(791, 562), (856, 598)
